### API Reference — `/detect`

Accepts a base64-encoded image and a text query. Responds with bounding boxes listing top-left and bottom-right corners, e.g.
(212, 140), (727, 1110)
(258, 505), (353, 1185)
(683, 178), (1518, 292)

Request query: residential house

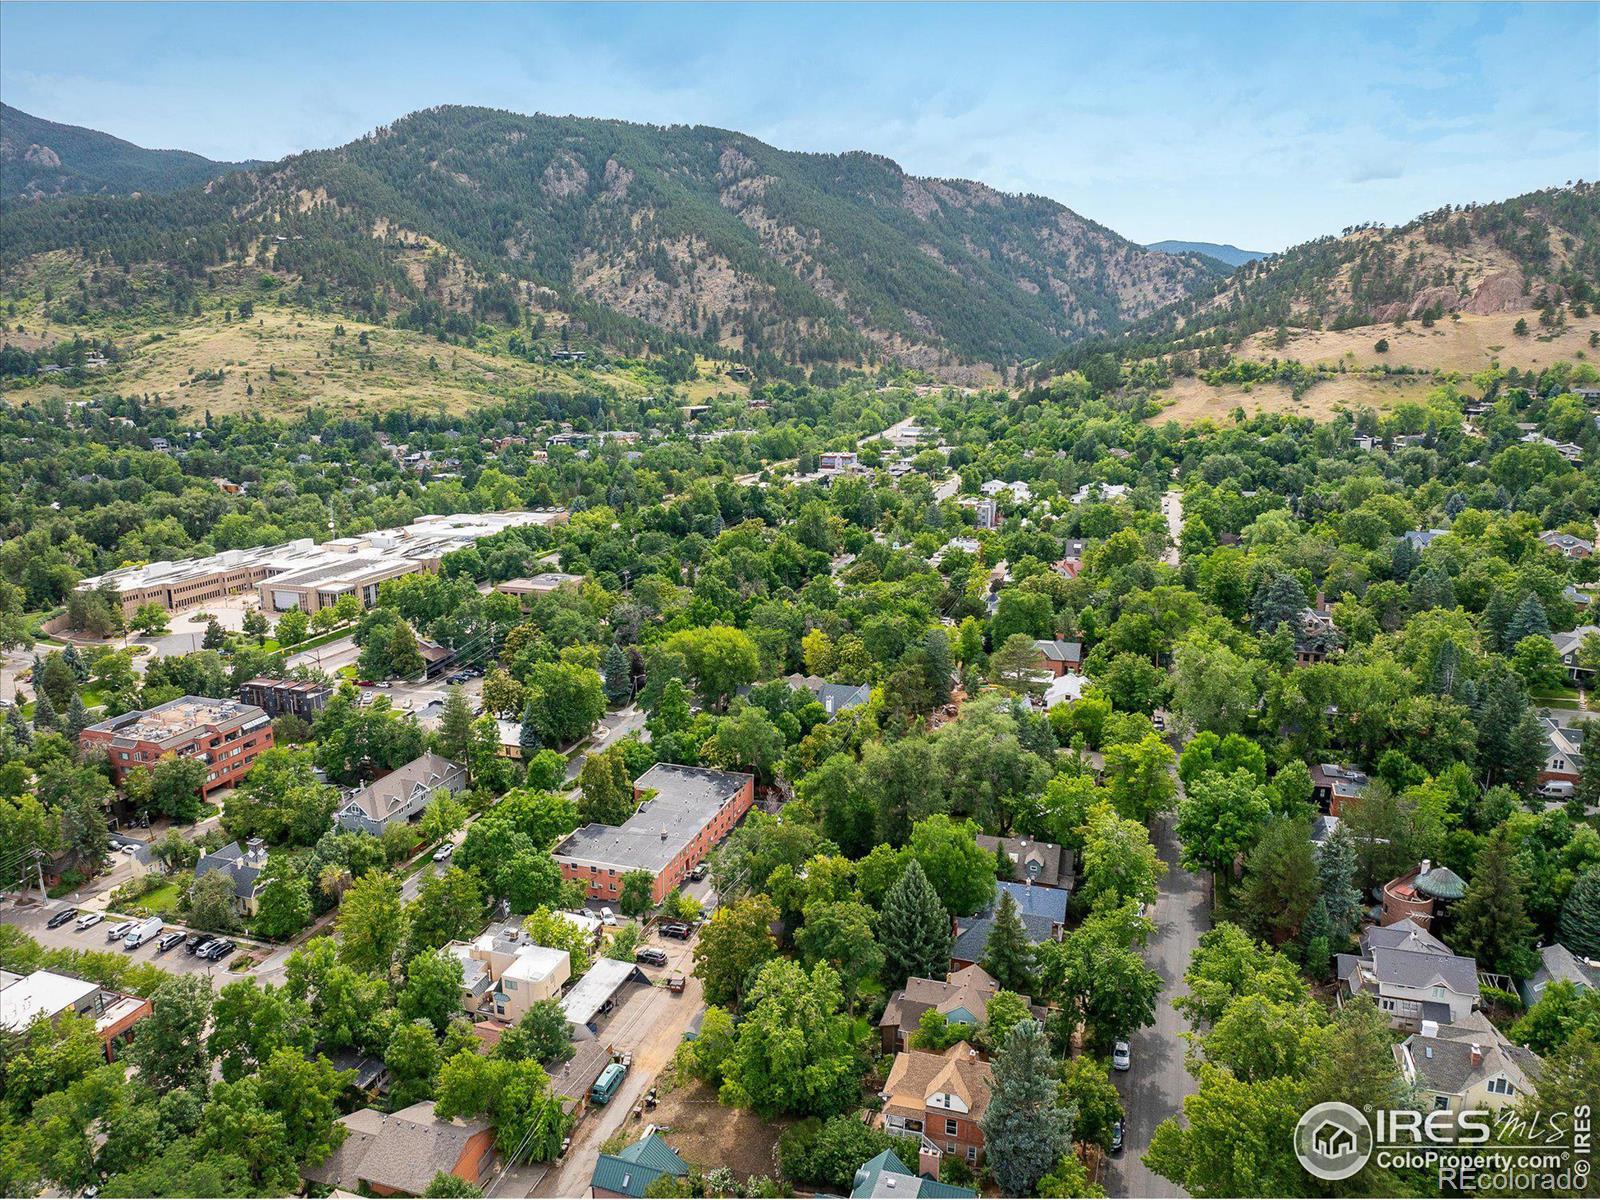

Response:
(591, 1131), (690, 1199)
(335, 752), (467, 838)
(1032, 639), (1084, 676)
(959, 496), (1000, 530)
(819, 451), (861, 472)
(1536, 714), (1584, 789)
(1337, 923), (1480, 1027)
(1071, 482), (1128, 506)
(1402, 528), (1450, 550)
(1296, 605), (1342, 666)
(1395, 1011), (1542, 1114)
(1518, 943), (1600, 1008)
(781, 672), (872, 717)
(1351, 434), (1380, 452)
(238, 677), (333, 722)
(878, 964), (1044, 1055)
(193, 838), (270, 916)
(974, 835), (1073, 892)
(444, 925), (572, 1023)
(878, 1042), (994, 1168)
(1549, 626), (1600, 681)
(851, 1149), (976, 1199)
(302, 1102), (496, 1196)
(1539, 530), (1595, 559)
(1381, 860), (1467, 928)
(949, 908), (1057, 972)
(1521, 432), (1584, 462)
(1310, 763), (1368, 816)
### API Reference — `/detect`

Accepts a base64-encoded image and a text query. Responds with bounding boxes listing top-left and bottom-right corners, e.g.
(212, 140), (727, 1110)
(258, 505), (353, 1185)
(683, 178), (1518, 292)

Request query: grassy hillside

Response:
(1, 104), (259, 199)
(1, 105), (1224, 375)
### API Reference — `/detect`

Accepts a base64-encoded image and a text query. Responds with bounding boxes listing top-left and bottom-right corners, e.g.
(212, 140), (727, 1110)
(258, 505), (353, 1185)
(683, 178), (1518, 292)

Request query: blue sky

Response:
(2, 2), (1595, 250)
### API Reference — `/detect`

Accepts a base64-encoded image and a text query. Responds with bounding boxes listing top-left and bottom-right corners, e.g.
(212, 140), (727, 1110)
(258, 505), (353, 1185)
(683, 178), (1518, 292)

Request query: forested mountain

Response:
(1043, 184), (1600, 379)
(0, 105), (1223, 374)
(0, 104), (259, 200)
(1145, 240), (1267, 268)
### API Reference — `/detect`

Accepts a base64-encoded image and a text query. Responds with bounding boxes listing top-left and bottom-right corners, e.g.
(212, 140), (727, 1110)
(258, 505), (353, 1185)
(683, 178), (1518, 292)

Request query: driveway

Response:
(1161, 489), (1182, 569)
(525, 927), (705, 1198)
(563, 704), (648, 782)
(1104, 809), (1206, 1198)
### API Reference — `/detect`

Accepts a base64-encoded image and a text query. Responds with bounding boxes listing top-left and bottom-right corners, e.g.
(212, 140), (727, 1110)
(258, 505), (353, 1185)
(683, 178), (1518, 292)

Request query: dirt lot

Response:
(645, 1077), (794, 1184)
(1149, 371), (1428, 425)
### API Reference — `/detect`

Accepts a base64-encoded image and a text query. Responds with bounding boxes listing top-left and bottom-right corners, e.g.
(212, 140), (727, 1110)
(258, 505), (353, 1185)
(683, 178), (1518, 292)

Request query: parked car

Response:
(355, 679), (376, 688)
(374, 681), (391, 689)
(1112, 1041), (1132, 1071)
(155, 931), (185, 953)
(635, 947), (669, 967)
(660, 922), (692, 940)
(599, 906), (616, 924)
(123, 917), (163, 950)
(666, 975), (686, 993)
(432, 843), (454, 861)
(190, 938), (218, 958)
(203, 939), (236, 961)
(1539, 780), (1576, 799)
(1110, 1120), (1125, 1154)
(75, 912), (103, 931)
(47, 907), (77, 929)
(105, 920), (136, 942)
(185, 933), (212, 954)
(688, 863), (709, 881)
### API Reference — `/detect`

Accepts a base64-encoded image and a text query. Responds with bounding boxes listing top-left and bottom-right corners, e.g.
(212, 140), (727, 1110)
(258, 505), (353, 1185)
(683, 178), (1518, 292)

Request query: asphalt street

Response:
(1104, 809), (1206, 1199)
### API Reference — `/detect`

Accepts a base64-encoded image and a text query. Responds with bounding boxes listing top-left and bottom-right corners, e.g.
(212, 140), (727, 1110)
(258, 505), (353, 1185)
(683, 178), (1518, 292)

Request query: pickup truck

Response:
(123, 917), (163, 950)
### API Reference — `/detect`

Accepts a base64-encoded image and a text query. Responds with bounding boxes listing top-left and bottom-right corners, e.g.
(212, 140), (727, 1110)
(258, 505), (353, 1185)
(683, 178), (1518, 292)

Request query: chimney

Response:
(1470, 1044), (1483, 1067)
(918, 1142), (942, 1180)
(1421, 1020), (1439, 1038)
(1419, 859), (1431, 876)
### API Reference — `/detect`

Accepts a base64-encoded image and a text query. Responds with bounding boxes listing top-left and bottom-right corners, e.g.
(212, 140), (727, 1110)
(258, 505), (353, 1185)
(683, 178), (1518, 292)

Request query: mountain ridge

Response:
(0, 103), (261, 199)
(0, 103), (1224, 373)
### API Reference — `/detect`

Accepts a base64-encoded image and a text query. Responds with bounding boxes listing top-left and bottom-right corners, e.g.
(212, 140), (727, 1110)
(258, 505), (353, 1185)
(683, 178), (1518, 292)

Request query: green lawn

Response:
(139, 882), (182, 914)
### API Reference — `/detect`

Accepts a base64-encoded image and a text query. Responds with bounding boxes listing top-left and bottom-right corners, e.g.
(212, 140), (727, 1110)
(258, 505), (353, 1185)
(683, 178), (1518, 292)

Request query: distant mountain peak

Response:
(1146, 240), (1269, 268)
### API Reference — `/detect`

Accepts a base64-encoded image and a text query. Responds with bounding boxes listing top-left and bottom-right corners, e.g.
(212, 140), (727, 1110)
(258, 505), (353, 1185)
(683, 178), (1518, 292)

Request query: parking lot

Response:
(4, 895), (258, 988)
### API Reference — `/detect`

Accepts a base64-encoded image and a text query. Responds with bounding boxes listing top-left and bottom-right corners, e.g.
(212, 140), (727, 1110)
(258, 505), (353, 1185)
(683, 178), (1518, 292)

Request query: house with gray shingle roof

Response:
(192, 838), (269, 916)
(1337, 933), (1480, 1028)
(949, 909), (1056, 971)
(1519, 943), (1600, 1008)
(1395, 1010), (1542, 1113)
(335, 752), (466, 837)
(301, 1101), (495, 1196)
(781, 672), (872, 717)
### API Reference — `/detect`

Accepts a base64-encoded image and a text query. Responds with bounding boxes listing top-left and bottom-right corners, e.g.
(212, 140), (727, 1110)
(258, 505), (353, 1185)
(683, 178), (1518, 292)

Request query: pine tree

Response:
(1238, 817), (1316, 945)
(1450, 825), (1537, 977)
(601, 644), (632, 705)
(1503, 592), (1550, 645)
(878, 859), (952, 987)
(1316, 827), (1363, 942)
(518, 700), (543, 759)
(437, 686), (475, 764)
(1481, 590), (1515, 653)
(32, 688), (57, 733)
(202, 617), (227, 650)
(979, 1020), (1073, 1197)
(1390, 536), (1421, 582)
(1559, 866), (1600, 959)
(981, 890), (1035, 993)
(62, 644), (89, 683)
(7, 704), (32, 749)
(64, 693), (92, 744)
(1428, 639), (1461, 697)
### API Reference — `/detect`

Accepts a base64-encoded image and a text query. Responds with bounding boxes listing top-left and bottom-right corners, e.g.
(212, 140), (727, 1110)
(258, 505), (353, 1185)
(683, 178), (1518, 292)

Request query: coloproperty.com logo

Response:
(1294, 1101), (1592, 1192)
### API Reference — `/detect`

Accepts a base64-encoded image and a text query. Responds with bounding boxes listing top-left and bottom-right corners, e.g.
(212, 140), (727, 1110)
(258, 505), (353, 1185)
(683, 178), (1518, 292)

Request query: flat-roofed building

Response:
(80, 695), (273, 800)
(0, 969), (152, 1062)
(495, 572), (585, 608)
(78, 510), (568, 617)
(239, 677), (334, 721)
(553, 763), (755, 903)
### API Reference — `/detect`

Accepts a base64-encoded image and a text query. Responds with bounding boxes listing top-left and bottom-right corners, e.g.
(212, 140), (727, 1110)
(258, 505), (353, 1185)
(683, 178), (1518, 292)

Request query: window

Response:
(1487, 1077), (1513, 1096)
(1433, 1094), (1449, 1110)
(945, 1119), (958, 1137)
(966, 1147), (977, 1163)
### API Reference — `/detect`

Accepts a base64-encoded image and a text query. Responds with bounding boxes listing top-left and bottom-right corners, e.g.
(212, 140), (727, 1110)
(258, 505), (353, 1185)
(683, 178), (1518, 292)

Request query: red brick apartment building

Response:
(80, 695), (274, 801)
(553, 763), (755, 903)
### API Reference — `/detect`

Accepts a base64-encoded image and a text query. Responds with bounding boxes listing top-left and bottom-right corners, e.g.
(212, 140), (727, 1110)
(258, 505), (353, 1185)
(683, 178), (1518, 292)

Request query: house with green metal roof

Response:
(590, 1131), (689, 1199)
(850, 1149), (975, 1198)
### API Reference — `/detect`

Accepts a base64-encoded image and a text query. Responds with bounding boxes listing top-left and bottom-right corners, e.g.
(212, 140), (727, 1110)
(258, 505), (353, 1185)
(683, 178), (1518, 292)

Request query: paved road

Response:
(1105, 809), (1206, 1199)
(286, 633), (359, 675)
(565, 704), (648, 782)
(1161, 489), (1183, 568)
